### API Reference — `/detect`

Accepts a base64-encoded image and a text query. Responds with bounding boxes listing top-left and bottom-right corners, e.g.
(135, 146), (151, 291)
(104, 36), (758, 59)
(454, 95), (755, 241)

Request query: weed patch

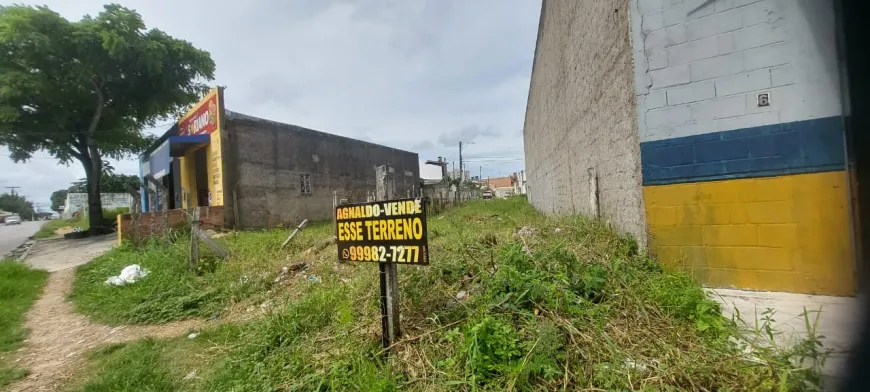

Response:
(74, 339), (177, 392)
(0, 259), (48, 387)
(70, 222), (336, 325)
(72, 198), (824, 391)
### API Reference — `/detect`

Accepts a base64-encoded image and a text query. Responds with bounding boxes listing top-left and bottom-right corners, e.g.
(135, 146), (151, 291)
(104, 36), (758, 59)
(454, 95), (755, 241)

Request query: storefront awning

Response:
(142, 135), (210, 180)
(168, 135), (210, 157)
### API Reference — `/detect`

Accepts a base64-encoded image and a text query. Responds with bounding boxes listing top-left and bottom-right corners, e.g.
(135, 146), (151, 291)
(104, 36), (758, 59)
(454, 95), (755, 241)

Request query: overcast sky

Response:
(0, 0), (539, 209)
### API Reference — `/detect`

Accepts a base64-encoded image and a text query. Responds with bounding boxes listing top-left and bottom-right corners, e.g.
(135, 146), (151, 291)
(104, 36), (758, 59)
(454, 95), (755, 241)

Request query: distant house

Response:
(485, 176), (515, 198)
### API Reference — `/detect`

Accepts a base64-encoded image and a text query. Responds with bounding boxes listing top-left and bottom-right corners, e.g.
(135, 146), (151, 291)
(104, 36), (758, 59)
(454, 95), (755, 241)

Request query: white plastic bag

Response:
(104, 264), (150, 286)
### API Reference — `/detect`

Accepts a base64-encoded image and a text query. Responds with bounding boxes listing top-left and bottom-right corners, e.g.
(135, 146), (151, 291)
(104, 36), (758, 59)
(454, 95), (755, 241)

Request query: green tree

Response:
(0, 4), (215, 232)
(67, 174), (140, 193)
(0, 193), (35, 219)
(50, 189), (67, 212)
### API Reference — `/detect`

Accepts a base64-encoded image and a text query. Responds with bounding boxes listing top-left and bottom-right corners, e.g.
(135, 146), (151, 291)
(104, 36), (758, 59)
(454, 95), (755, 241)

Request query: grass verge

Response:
(0, 259), (48, 387)
(33, 217), (87, 239)
(34, 208), (128, 239)
(70, 197), (824, 391)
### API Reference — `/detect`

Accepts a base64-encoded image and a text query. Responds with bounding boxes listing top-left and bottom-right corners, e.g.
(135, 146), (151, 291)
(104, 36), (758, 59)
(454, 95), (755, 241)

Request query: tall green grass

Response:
(70, 198), (823, 391)
(0, 259), (48, 387)
(69, 222), (335, 325)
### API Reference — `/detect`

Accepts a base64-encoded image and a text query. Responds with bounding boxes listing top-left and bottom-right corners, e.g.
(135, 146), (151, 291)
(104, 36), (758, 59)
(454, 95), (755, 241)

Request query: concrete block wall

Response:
(221, 112), (420, 229)
(631, 0), (842, 142)
(523, 0), (647, 246)
(629, 0), (854, 294)
(645, 171), (854, 295)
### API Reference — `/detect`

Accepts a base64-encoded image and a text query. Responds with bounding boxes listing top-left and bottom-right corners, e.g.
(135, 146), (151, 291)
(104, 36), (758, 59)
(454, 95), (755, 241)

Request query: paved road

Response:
(0, 221), (43, 257)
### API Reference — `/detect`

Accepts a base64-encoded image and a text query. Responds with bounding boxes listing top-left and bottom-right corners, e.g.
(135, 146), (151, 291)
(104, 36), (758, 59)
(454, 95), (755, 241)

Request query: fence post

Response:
(189, 208), (200, 270)
(376, 165), (401, 347)
(332, 190), (338, 239)
(233, 188), (241, 229)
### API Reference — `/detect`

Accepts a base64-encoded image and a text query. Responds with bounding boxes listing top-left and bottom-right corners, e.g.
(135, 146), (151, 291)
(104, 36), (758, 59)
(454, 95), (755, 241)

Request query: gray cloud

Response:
(245, 75), (300, 107)
(437, 125), (500, 147)
(411, 140), (434, 151)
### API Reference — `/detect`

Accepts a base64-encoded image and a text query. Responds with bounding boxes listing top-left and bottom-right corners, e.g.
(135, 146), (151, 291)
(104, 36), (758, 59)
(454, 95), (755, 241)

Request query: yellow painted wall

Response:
(208, 128), (224, 206)
(644, 171), (855, 296)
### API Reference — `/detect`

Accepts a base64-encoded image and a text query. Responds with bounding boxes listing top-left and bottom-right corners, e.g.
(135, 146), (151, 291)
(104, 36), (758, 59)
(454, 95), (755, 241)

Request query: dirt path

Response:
(6, 238), (205, 392)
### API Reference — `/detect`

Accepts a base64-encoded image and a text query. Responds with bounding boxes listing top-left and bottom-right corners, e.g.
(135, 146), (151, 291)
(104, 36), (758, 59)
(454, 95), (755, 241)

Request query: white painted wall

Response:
(630, 0), (842, 142)
(62, 193), (133, 219)
(420, 161), (444, 181)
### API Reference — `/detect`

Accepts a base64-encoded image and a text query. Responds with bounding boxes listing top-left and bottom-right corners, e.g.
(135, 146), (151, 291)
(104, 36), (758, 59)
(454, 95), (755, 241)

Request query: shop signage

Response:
(178, 90), (219, 136)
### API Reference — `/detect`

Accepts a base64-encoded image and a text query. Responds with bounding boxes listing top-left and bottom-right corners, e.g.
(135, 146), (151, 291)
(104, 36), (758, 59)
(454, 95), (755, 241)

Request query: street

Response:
(0, 220), (42, 257)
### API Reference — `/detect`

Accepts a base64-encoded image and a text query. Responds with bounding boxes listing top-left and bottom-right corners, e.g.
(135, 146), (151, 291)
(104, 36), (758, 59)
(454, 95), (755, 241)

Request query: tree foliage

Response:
(0, 193), (34, 218)
(67, 174), (140, 193)
(0, 4), (215, 230)
(50, 189), (67, 212)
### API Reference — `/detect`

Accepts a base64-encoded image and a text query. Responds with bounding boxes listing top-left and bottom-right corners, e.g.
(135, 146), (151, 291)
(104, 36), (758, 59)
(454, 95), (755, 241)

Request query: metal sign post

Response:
(334, 165), (429, 352)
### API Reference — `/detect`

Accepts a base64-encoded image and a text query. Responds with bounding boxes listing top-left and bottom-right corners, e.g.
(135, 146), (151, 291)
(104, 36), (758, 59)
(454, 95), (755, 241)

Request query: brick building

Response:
(523, 0), (868, 296)
(485, 176), (517, 198)
(138, 87), (419, 229)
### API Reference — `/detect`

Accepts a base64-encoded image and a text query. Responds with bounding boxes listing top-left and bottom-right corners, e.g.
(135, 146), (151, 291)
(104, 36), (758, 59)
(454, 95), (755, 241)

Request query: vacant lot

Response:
(67, 198), (823, 391)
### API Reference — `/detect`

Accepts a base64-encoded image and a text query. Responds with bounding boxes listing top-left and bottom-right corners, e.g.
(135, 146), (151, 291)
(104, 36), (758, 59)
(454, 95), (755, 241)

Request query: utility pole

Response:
(458, 142), (463, 182)
(479, 166), (482, 181)
(5, 186), (19, 196)
(458, 142), (474, 182)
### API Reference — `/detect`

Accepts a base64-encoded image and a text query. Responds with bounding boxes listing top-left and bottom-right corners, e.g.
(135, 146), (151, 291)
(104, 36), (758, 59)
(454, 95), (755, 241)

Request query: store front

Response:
(139, 87), (225, 211)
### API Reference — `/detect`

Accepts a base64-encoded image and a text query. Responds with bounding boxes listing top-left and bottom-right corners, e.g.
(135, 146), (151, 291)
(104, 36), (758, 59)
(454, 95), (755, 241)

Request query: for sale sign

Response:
(335, 198), (428, 265)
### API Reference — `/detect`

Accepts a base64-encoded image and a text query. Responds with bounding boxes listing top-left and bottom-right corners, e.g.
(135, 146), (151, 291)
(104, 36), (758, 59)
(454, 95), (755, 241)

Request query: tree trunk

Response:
(82, 88), (106, 234)
(80, 147), (104, 233)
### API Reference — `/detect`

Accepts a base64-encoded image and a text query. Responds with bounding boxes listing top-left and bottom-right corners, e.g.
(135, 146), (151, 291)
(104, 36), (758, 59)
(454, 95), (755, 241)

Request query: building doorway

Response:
(194, 147), (210, 207)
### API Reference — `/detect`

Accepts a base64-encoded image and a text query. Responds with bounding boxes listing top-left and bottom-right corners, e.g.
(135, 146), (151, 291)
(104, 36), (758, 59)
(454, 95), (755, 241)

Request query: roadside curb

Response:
(5, 237), (38, 261)
(19, 238), (37, 261)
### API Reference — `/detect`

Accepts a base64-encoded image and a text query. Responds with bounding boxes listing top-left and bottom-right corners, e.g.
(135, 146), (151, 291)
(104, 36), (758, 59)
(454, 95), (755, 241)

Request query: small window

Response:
(300, 174), (312, 194)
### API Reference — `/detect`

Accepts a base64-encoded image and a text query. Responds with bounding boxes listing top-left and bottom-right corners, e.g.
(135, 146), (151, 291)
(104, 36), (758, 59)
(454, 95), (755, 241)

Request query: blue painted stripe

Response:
(640, 116), (846, 186)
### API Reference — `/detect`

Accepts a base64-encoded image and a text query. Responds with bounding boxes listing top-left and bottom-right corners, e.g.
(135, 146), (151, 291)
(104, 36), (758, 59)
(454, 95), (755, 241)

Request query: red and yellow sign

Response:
(178, 89), (219, 136)
(177, 87), (225, 208)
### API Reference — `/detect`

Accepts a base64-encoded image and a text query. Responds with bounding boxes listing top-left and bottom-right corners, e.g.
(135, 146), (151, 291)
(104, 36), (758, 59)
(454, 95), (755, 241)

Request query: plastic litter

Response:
(104, 264), (150, 286)
(188, 333), (198, 339)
